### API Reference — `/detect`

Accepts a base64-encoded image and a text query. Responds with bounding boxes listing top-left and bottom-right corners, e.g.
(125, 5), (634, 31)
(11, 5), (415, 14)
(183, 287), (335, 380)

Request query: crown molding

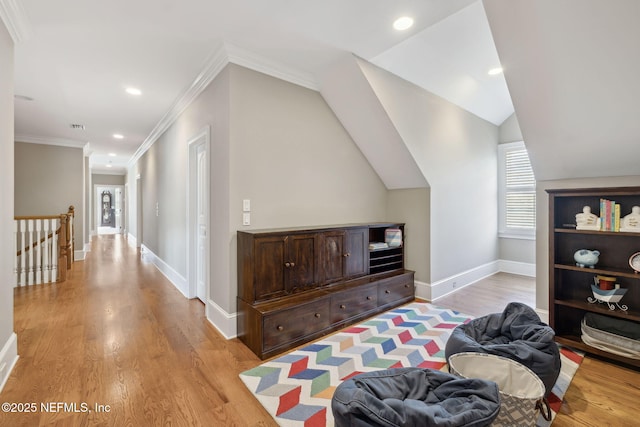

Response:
(15, 134), (87, 148)
(225, 42), (318, 91)
(0, 0), (30, 44)
(128, 41), (319, 170)
(128, 43), (229, 168)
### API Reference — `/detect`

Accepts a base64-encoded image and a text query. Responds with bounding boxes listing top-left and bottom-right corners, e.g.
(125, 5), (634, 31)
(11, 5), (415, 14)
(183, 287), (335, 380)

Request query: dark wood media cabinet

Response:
(237, 223), (415, 359)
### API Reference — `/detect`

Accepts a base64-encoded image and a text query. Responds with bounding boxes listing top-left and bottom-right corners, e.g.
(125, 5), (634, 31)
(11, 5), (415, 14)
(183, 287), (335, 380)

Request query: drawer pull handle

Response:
(290, 262), (295, 267)
(343, 253), (351, 257)
(277, 325), (284, 331)
(366, 296), (372, 300)
(315, 313), (321, 318)
(404, 284), (410, 288)
(385, 290), (391, 294)
(340, 304), (346, 309)
(285, 262), (291, 268)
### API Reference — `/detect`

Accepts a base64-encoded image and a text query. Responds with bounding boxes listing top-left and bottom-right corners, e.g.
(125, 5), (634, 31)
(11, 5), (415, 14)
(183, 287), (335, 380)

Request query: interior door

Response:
(196, 144), (207, 303)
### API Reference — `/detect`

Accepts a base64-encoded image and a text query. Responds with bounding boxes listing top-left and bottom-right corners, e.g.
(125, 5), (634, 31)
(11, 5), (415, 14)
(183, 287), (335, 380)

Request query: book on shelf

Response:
(599, 198), (621, 231)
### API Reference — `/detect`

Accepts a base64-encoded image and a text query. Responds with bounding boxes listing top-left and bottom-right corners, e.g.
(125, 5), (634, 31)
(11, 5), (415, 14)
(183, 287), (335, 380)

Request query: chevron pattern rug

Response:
(239, 302), (583, 427)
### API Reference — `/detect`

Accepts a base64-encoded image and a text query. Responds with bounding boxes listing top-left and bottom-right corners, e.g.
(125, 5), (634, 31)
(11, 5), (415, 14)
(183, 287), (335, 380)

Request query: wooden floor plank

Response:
(1, 235), (638, 426)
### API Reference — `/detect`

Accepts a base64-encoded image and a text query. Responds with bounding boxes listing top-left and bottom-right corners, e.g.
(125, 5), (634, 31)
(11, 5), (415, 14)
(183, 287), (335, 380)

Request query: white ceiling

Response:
(8, 0), (512, 174)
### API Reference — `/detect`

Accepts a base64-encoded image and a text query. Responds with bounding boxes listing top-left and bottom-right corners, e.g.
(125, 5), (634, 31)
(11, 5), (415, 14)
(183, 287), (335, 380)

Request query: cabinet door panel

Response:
(346, 228), (368, 277)
(287, 233), (320, 292)
(323, 230), (346, 283)
(254, 236), (287, 301)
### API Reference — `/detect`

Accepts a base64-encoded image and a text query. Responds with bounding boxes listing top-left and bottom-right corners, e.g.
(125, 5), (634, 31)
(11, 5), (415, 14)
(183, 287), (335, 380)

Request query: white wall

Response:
(0, 20), (18, 392)
(356, 60), (499, 289)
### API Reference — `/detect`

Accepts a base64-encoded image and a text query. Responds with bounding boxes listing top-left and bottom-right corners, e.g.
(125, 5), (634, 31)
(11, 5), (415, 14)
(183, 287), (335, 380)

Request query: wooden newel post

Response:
(58, 214), (68, 283)
(67, 205), (75, 267)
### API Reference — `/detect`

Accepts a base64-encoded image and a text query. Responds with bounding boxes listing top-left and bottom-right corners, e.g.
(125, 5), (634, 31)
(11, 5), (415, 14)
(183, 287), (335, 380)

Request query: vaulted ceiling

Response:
(7, 0), (509, 174)
(5, 1), (640, 181)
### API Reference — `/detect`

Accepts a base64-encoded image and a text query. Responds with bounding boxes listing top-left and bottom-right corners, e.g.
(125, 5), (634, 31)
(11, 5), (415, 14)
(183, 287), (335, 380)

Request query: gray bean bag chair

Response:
(444, 302), (561, 397)
(331, 368), (500, 427)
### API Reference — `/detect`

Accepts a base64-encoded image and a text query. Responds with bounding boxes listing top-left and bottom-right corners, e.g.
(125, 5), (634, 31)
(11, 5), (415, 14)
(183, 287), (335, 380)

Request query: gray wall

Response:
(130, 63), (390, 318)
(93, 173), (125, 186)
(0, 20), (17, 390)
(498, 113), (536, 266)
(14, 142), (84, 248)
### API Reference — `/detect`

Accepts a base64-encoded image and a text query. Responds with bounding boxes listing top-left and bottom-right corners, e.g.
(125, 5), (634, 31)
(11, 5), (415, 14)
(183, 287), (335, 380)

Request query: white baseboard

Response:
(127, 233), (137, 248)
(535, 308), (549, 324)
(83, 242), (91, 253)
(418, 260), (536, 302)
(206, 299), (237, 339)
(497, 260), (536, 277)
(429, 261), (500, 301)
(74, 249), (86, 261)
(0, 332), (19, 393)
(140, 245), (188, 297)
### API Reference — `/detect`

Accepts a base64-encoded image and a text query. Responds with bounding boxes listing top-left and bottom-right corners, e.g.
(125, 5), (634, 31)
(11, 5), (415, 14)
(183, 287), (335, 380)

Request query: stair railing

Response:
(14, 205), (75, 286)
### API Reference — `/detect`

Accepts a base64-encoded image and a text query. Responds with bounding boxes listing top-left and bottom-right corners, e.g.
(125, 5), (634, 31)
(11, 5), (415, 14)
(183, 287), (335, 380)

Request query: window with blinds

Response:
(498, 141), (536, 238)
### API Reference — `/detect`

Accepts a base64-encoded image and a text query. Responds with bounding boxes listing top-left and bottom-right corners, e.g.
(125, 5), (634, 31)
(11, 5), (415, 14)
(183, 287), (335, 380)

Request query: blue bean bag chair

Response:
(331, 368), (500, 427)
(444, 302), (561, 397)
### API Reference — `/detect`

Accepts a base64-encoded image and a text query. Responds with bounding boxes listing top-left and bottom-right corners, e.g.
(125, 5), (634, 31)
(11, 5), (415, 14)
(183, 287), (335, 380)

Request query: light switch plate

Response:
(243, 199), (251, 212)
(242, 212), (250, 226)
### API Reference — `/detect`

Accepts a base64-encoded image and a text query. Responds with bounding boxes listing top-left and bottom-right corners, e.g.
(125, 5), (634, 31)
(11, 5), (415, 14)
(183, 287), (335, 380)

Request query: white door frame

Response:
(94, 184), (124, 234)
(187, 126), (211, 302)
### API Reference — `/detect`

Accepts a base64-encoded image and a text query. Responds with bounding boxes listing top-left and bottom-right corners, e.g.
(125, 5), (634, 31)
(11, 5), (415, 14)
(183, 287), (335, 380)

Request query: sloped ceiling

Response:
(8, 0), (510, 174)
(484, 0), (640, 181)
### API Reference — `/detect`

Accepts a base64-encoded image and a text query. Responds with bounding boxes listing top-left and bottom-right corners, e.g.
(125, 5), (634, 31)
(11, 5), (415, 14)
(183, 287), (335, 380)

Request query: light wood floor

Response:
(1, 235), (638, 426)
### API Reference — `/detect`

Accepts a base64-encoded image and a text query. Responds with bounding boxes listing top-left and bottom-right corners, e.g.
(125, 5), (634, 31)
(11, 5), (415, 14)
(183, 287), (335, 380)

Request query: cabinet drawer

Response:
(378, 273), (414, 306)
(263, 299), (331, 351)
(330, 284), (378, 323)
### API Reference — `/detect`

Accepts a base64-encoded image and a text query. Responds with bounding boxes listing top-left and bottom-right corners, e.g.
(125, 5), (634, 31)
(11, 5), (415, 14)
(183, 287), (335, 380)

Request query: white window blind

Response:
(499, 142), (536, 238)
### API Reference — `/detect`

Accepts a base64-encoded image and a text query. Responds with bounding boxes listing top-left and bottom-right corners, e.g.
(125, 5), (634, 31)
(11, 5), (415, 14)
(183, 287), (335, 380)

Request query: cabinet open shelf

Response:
(548, 186), (640, 368)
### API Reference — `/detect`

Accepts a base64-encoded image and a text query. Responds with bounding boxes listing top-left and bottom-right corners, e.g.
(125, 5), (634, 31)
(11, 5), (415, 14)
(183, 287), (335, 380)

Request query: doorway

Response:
(95, 185), (124, 235)
(188, 127), (210, 304)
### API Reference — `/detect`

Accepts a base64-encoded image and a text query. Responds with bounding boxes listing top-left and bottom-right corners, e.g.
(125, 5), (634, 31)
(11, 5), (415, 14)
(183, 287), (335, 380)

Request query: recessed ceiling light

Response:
(106, 164), (112, 168)
(108, 153), (117, 157)
(113, 134), (124, 139)
(125, 87), (142, 96)
(488, 67), (503, 75)
(393, 16), (414, 31)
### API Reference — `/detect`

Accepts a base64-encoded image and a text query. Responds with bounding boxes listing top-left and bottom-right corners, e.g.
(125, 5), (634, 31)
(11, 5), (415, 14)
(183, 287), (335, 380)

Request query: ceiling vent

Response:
(70, 124), (85, 130)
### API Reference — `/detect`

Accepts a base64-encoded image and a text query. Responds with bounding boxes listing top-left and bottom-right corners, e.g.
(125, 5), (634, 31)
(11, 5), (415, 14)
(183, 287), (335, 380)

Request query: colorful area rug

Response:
(240, 302), (583, 427)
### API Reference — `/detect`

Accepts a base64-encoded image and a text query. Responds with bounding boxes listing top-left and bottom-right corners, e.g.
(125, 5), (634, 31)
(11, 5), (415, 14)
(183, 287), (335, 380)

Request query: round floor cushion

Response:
(331, 367), (500, 427)
(444, 302), (561, 396)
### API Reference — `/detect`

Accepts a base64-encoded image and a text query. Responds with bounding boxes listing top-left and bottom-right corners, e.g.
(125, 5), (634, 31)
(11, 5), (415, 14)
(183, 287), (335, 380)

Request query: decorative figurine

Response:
(575, 206), (600, 230)
(620, 206), (640, 232)
(574, 249), (600, 268)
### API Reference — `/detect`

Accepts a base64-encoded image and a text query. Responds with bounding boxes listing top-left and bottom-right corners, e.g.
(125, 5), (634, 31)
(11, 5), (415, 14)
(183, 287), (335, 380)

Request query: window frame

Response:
(498, 141), (536, 240)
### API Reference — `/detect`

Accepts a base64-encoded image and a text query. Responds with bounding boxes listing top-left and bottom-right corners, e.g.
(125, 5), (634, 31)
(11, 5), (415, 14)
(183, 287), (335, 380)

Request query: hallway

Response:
(1, 234), (275, 426)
